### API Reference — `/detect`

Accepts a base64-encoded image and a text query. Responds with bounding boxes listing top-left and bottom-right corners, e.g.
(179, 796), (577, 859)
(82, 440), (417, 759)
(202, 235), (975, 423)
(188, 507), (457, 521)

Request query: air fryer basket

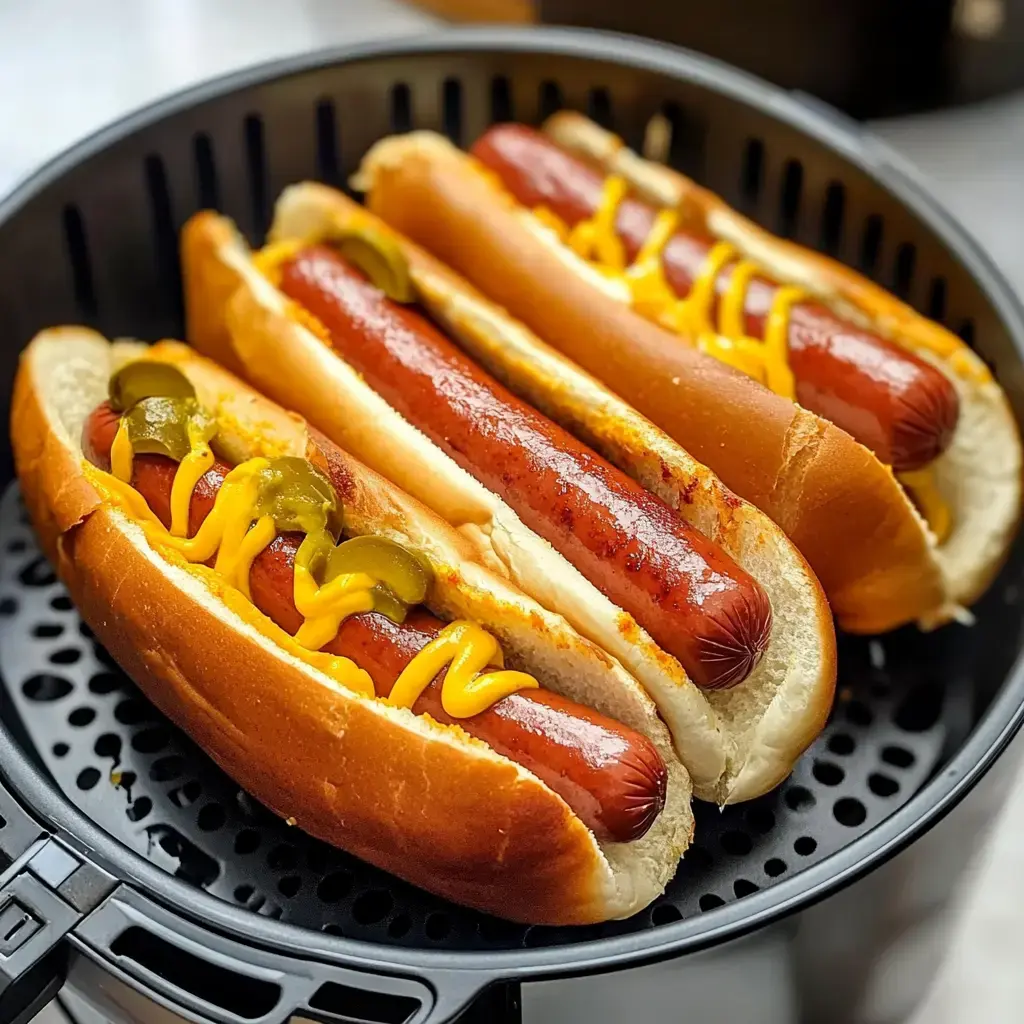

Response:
(0, 26), (1023, 1024)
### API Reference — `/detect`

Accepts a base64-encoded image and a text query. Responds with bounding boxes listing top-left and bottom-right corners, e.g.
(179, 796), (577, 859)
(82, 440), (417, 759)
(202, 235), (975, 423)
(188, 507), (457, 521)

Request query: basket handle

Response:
(72, 886), (499, 1024)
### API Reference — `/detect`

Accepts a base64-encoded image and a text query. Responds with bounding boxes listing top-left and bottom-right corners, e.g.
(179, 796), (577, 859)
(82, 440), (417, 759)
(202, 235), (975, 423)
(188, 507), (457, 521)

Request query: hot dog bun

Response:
(351, 129), (1021, 633)
(181, 198), (836, 803)
(13, 326), (693, 925)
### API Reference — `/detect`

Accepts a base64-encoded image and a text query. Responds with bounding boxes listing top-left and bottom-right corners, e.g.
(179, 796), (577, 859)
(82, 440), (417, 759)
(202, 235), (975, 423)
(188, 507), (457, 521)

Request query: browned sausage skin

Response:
(277, 245), (773, 692)
(470, 124), (960, 474)
(83, 402), (667, 843)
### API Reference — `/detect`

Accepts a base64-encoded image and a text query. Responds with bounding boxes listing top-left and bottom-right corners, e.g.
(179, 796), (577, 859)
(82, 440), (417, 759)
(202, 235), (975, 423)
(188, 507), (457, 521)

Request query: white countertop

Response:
(6, 3), (1024, 1022)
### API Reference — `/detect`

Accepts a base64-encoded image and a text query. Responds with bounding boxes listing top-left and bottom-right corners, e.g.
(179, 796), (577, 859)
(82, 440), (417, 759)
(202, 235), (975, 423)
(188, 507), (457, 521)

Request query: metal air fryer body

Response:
(0, 28), (1023, 1024)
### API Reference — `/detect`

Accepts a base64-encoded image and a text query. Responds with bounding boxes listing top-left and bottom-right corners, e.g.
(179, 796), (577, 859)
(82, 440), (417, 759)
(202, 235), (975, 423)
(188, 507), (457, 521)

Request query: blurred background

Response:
(2, 2), (1021, 1022)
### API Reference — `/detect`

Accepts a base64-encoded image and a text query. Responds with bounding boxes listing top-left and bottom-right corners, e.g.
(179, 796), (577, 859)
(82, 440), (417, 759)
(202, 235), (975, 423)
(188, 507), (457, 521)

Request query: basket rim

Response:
(2, 24), (1024, 982)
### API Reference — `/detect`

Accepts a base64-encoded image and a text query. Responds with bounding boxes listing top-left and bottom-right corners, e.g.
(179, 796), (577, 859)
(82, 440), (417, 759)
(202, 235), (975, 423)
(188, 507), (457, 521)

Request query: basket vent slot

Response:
(389, 83), (412, 134)
(859, 214), (885, 275)
(819, 181), (845, 255)
(442, 77), (463, 145)
(110, 926), (281, 1019)
(315, 99), (341, 188)
(586, 87), (613, 128)
(61, 204), (98, 319)
(144, 156), (180, 318)
(490, 75), (513, 123)
(662, 102), (705, 176)
(927, 277), (948, 322)
(538, 80), (563, 121)
(243, 114), (269, 239)
(778, 159), (803, 238)
(739, 138), (765, 209)
(959, 318), (977, 348)
(309, 981), (421, 1024)
(893, 242), (917, 299)
(192, 132), (220, 210)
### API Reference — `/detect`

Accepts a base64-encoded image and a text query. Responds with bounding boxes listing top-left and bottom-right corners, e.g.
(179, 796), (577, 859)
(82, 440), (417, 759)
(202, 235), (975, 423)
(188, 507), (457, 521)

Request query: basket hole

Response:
(234, 884), (255, 904)
(234, 830), (261, 855)
(94, 733), (121, 759)
(538, 80), (563, 121)
(894, 683), (944, 732)
(388, 913), (412, 939)
(490, 75), (513, 123)
(197, 804), (227, 832)
(720, 830), (753, 856)
(745, 806), (775, 834)
(734, 879), (759, 898)
(321, 923), (345, 937)
(424, 912), (452, 941)
(352, 889), (393, 925)
(68, 706), (95, 727)
(149, 754), (184, 782)
(478, 914), (521, 943)
(812, 760), (845, 786)
(739, 138), (765, 206)
(310, 981), (421, 1024)
(958, 318), (976, 348)
(777, 159), (803, 238)
(828, 733), (856, 756)
(144, 154), (182, 322)
(869, 773), (900, 798)
(23, 674), (73, 702)
(586, 87), (613, 128)
(390, 83), (412, 134)
(126, 796), (153, 823)
(115, 771), (137, 792)
(20, 557), (56, 588)
(314, 99), (341, 187)
(50, 595), (73, 612)
(893, 243), (917, 299)
(79, 620), (94, 640)
(267, 844), (299, 872)
(52, 743), (69, 758)
(277, 875), (301, 898)
(764, 858), (787, 877)
(32, 622), (63, 639)
(114, 699), (149, 725)
(927, 277), (947, 322)
(169, 780), (202, 808)
(317, 870), (353, 904)
(62, 204), (98, 318)
(305, 845), (331, 875)
(785, 785), (816, 812)
(192, 132), (220, 210)
(859, 215), (884, 275)
(132, 726), (169, 754)
(699, 893), (725, 912)
(684, 844), (713, 873)
(442, 77), (463, 145)
(145, 824), (220, 888)
(845, 700), (874, 727)
(88, 672), (120, 695)
(651, 903), (682, 925)
(76, 767), (100, 791)
(834, 798), (867, 827)
(7, 538), (26, 554)
(0, 597), (17, 616)
(882, 744), (916, 769)
(50, 647), (81, 665)
(243, 114), (268, 239)
(794, 836), (817, 856)
(819, 181), (845, 255)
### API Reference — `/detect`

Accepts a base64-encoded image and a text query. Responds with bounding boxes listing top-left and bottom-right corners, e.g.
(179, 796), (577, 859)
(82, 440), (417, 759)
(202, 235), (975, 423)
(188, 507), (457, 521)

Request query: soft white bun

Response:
(181, 194), (836, 803)
(13, 327), (693, 925)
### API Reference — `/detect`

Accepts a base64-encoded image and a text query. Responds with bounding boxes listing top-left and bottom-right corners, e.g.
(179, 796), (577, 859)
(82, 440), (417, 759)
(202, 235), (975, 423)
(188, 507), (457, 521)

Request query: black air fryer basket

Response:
(0, 27), (1023, 1024)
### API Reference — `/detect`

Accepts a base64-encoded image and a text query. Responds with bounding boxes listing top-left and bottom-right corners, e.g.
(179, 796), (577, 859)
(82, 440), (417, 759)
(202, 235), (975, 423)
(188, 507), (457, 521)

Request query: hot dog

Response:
(350, 124), (1022, 634)
(82, 400), (668, 844)
(180, 198), (837, 805)
(277, 244), (772, 692)
(15, 327), (694, 924)
(471, 124), (960, 474)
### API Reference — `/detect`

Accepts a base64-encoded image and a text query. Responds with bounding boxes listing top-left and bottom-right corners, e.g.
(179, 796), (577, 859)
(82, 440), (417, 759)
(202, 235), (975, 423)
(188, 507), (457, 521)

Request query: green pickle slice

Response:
(328, 535), (432, 623)
(109, 361), (195, 412)
(123, 397), (215, 463)
(253, 457), (344, 540)
(334, 225), (416, 304)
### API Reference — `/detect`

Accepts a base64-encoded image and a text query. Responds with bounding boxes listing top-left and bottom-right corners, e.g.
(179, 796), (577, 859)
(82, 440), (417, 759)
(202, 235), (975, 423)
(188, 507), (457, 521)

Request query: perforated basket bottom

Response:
(0, 484), (956, 950)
